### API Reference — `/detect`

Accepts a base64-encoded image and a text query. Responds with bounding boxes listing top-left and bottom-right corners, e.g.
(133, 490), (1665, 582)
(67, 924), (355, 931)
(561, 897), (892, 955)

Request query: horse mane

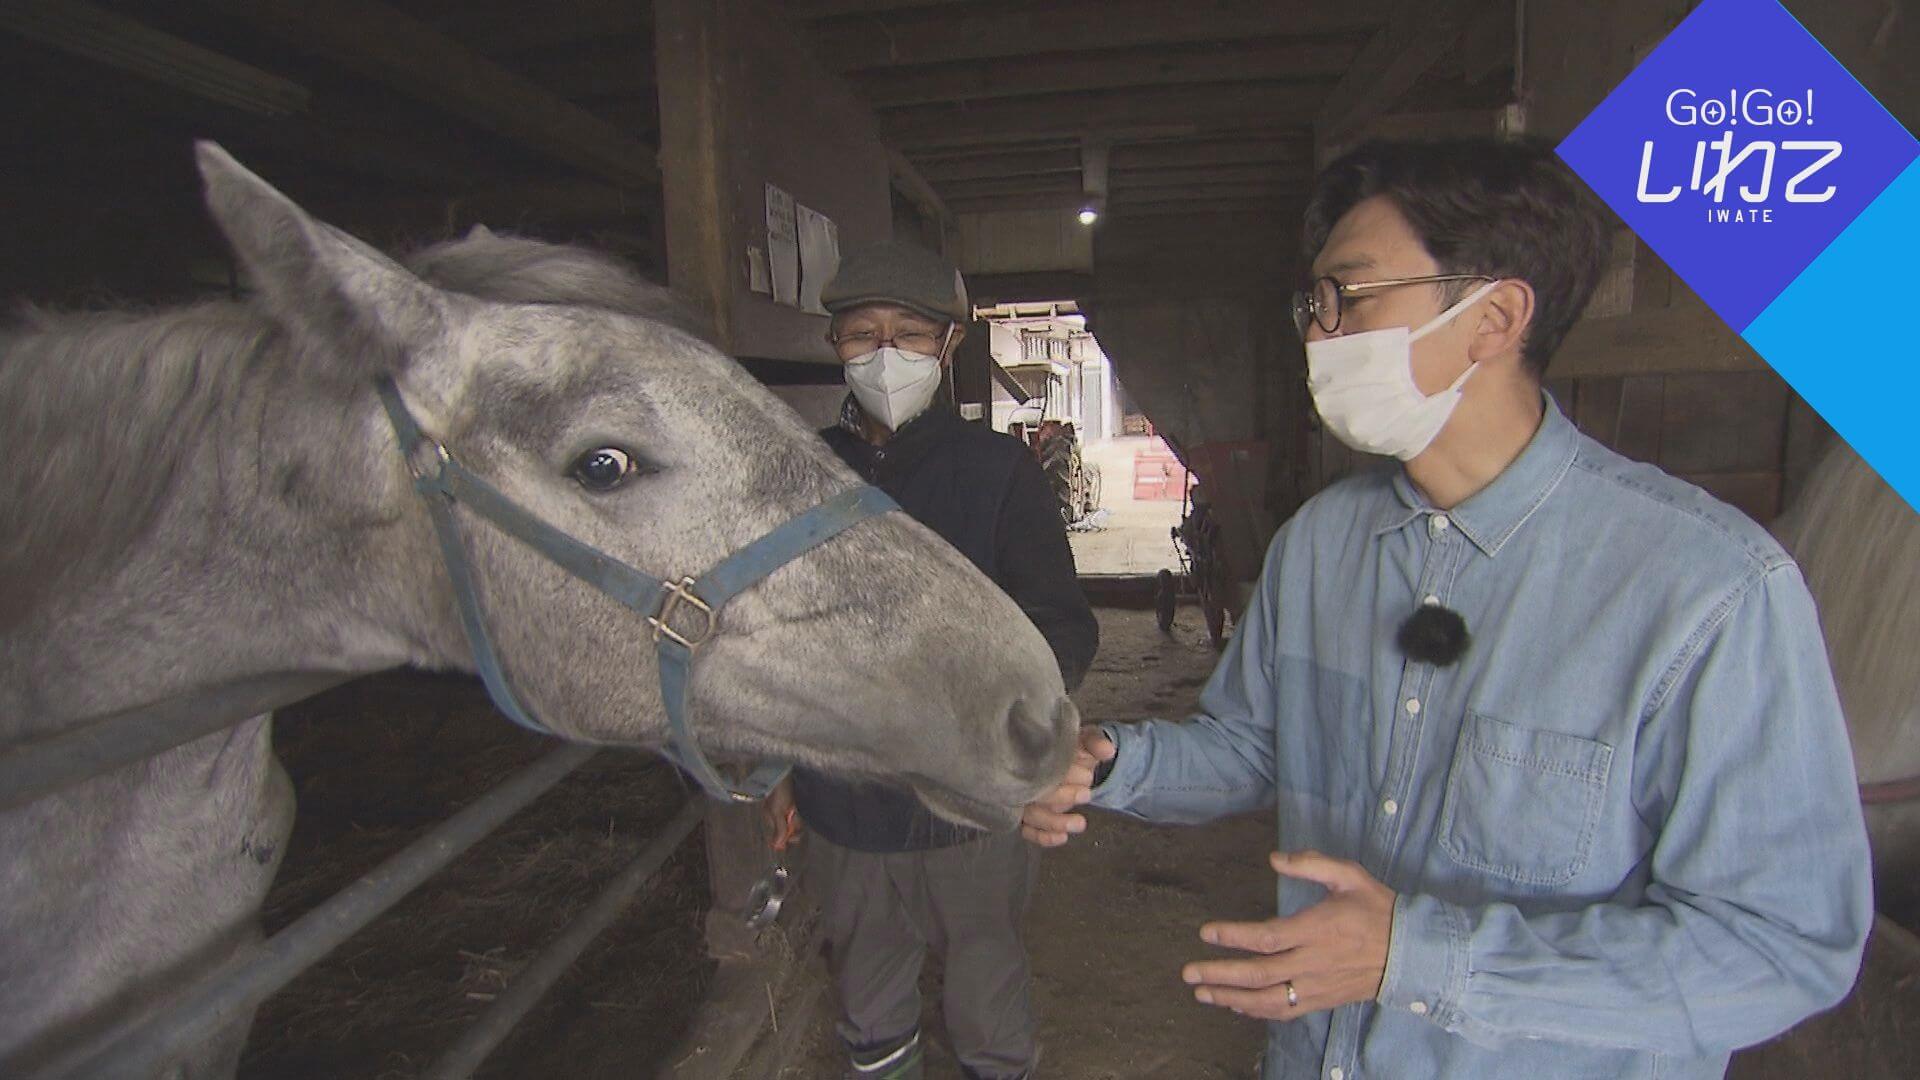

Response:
(1770, 441), (1920, 763)
(0, 230), (707, 631)
(1, 300), (274, 631)
(405, 228), (716, 343)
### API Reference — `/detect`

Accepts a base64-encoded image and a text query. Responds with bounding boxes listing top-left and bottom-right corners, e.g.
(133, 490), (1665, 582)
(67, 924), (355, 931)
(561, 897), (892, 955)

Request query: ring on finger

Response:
(1284, 981), (1299, 1008)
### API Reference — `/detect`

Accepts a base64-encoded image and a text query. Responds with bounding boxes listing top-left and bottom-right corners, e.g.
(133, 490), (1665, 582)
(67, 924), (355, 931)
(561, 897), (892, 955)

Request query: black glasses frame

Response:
(1290, 274), (1496, 337)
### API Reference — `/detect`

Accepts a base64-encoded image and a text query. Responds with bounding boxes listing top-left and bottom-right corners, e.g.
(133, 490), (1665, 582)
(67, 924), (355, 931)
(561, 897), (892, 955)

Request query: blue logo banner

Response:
(1555, 0), (1918, 511)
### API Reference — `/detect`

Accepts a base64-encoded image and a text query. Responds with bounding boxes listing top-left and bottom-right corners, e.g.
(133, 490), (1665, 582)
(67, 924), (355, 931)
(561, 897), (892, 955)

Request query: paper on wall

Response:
(796, 202), (840, 315)
(745, 245), (772, 294)
(765, 183), (799, 307)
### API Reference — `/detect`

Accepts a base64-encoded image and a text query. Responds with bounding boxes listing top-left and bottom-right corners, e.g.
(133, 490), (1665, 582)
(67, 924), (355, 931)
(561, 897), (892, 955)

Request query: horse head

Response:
(196, 144), (1078, 829)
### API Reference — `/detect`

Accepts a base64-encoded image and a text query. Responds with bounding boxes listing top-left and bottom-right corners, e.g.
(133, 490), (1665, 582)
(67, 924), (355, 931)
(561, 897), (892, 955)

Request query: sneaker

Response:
(848, 1029), (923, 1080)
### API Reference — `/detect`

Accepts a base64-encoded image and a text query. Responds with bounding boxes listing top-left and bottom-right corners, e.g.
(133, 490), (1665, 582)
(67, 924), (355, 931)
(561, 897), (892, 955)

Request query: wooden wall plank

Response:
(1658, 372), (1790, 476)
(1550, 289), (1767, 378)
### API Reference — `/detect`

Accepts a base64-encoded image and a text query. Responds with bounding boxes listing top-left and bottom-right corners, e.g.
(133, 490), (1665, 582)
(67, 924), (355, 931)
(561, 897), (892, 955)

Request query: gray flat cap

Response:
(821, 241), (969, 323)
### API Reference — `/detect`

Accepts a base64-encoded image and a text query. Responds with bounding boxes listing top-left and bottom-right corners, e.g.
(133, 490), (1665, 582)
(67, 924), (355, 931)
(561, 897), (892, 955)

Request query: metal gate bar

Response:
(39, 742), (597, 1080)
(0, 671), (353, 812)
(423, 798), (707, 1080)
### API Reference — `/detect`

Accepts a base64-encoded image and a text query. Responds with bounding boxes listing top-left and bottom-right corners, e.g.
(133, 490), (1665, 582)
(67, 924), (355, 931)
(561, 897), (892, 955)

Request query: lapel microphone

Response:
(1398, 604), (1470, 667)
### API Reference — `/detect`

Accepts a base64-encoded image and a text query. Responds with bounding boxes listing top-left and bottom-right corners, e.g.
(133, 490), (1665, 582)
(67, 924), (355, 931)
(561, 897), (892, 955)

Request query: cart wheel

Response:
(1154, 569), (1177, 633)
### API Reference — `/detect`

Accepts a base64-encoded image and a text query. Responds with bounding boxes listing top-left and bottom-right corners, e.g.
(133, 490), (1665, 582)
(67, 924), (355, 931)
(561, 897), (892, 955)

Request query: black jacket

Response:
(791, 399), (1099, 852)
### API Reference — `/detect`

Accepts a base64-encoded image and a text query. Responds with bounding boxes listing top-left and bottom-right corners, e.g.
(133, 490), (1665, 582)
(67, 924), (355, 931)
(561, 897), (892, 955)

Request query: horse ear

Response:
(195, 141), (444, 379)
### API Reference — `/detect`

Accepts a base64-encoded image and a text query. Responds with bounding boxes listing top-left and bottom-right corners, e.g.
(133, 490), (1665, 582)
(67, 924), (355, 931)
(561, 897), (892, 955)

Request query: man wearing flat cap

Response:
(766, 242), (1098, 1080)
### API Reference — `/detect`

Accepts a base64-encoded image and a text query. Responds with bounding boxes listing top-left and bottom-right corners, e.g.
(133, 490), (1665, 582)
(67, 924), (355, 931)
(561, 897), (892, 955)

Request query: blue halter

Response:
(374, 377), (899, 803)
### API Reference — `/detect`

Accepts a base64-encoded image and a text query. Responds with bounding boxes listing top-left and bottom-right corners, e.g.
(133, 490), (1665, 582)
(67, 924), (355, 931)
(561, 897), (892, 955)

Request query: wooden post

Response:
(655, 0), (737, 354)
(654, 0), (761, 959)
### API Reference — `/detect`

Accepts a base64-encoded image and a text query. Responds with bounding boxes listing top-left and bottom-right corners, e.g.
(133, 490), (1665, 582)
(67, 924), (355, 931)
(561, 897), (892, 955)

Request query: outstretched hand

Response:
(1019, 726), (1115, 847)
(1182, 851), (1396, 1020)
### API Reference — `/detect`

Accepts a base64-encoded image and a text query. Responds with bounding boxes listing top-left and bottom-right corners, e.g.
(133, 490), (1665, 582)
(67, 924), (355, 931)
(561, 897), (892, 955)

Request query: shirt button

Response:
(1405, 697), (1421, 715)
(1329, 1069), (1345, 1080)
(1430, 513), (1451, 536)
(1382, 799), (1399, 816)
(1423, 594), (1440, 606)
(1410, 1001), (1430, 1016)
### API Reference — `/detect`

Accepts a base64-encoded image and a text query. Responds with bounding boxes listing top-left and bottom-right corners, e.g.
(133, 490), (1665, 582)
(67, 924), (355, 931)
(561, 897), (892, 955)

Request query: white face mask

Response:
(1304, 280), (1500, 461)
(844, 330), (950, 430)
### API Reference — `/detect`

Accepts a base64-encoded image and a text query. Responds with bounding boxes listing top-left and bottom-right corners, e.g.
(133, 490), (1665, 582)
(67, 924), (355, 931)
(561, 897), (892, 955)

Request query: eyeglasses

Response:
(1290, 274), (1495, 338)
(828, 329), (944, 357)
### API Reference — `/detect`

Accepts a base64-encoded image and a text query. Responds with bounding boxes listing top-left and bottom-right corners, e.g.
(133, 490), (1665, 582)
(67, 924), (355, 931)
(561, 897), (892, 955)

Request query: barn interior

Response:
(3, 1), (1916, 1077)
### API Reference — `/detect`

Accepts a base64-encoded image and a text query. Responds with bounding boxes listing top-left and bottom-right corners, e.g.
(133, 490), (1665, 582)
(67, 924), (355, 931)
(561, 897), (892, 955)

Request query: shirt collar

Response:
(1374, 392), (1579, 556)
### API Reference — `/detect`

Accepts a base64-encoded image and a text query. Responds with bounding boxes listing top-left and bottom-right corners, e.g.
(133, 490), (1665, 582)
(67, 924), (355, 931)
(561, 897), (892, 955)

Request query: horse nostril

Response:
(1053, 696), (1080, 731)
(1005, 696), (1061, 766)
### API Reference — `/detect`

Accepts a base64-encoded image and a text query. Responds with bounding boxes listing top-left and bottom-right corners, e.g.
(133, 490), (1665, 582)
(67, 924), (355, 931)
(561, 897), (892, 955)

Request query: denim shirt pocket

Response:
(1439, 712), (1615, 887)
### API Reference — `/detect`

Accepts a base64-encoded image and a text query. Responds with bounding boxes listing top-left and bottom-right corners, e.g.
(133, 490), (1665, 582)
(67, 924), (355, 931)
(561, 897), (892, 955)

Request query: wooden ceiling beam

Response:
(1, 0), (311, 116)
(888, 147), (954, 242)
(809, 0), (1391, 72)
(785, 0), (972, 19)
(0, 18), (502, 190)
(911, 138), (1084, 163)
(854, 37), (1365, 109)
(497, 37), (657, 102)
(883, 82), (1333, 150)
(947, 189), (1307, 216)
(918, 148), (1083, 183)
(1112, 182), (1306, 205)
(1314, 0), (1470, 150)
(1314, 106), (1513, 168)
(320, 178), (658, 233)
(929, 172), (1314, 207)
(1104, 198), (1304, 220)
(1112, 164), (1316, 189)
(1108, 135), (1315, 170)
(936, 174), (1086, 201)
(201, 0), (660, 186)
(966, 270), (1097, 306)
(1456, 2), (1516, 86)
(417, 0), (652, 56)
(948, 192), (1103, 215)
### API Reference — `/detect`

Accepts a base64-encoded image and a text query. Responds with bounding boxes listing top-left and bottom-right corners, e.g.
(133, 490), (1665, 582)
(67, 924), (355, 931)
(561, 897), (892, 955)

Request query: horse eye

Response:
(571, 447), (636, 492)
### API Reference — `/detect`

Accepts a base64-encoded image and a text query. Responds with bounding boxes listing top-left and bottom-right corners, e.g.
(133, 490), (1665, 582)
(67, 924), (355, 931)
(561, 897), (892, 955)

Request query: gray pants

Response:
(811, 830), (1040, 1079)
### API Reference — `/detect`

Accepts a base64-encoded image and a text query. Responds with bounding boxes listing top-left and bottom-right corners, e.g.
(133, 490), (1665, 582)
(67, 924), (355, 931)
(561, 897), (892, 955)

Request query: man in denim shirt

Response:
(1022, 138), (1871, 1079)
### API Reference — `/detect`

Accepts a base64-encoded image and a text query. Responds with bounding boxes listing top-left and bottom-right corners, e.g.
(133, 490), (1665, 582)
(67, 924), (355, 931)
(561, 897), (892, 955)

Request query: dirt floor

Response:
(780, 606), (1276, 1080)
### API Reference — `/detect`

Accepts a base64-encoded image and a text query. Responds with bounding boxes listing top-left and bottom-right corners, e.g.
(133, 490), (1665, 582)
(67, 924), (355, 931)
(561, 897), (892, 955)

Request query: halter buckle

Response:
(404, 436), (452, 483)
(650, 576), (716, 649)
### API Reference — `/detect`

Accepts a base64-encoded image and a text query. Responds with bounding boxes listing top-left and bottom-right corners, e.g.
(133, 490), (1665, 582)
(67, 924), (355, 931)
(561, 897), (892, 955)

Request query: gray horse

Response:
(0, 144), (1078, 1076)
(1770, 441), (1920, 924)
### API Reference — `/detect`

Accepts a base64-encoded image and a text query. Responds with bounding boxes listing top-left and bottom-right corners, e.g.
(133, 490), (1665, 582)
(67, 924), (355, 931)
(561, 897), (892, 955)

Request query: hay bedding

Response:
(240, 671), (712, 1080)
